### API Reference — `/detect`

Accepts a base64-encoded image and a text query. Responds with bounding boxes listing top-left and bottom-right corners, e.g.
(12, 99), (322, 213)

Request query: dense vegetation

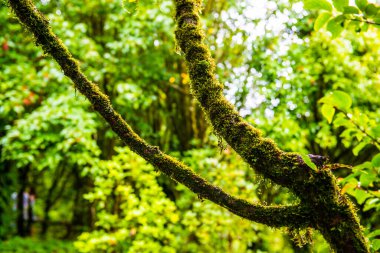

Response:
(1, 0), (379, 252)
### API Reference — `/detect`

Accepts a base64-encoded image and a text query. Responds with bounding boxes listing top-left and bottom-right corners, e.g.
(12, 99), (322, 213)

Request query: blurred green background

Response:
(0, 0), (379, 252)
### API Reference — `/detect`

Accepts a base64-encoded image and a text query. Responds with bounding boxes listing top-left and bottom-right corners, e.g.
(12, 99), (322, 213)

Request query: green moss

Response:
(173, 0), (370, 251)
(8, 0), (316, 232)
(9, 0), (371, 251)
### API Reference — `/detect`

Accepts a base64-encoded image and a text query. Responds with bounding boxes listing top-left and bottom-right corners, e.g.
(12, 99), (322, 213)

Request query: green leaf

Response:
(321, 104), (335, 123)
(355, 0), (368, 11)
(359, 173), (377, 187)
(363, 198), (379, 212)
(331, 91), (352, 110)
(367, 229), (380, 239)
(326, 16), (345, 38)
(333, 0), (349, 12)
(372, 153), (380, 167)
(370, 125), (380, 138)
(314, 12), (333, 30)
(372, 239), (380, 251)
(333, 115), (348, 127)
(300, 154), (318, 171)
(361, 22), (369, 32)
(353, 189), (371, 204)
(353, 142), (368, 156)
(319, 91), (352, 110)
(375, 17), (380, 28)
(343, 6), (360, 14)
(304, 0), (333, 11)
(353, 161), (372, 171)
(364, 3), (378, 17)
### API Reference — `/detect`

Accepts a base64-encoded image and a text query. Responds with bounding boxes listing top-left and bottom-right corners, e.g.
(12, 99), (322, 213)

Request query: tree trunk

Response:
(25, 194), (34, 236)
(16, 166), (29, 237)
(41, 200), (51, 236)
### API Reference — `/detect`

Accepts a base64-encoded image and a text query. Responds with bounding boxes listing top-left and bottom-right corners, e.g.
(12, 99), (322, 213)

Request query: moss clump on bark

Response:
(8, 0), (370, 251)
(174, 0), (370, 252)
(8, 0), (314, 233)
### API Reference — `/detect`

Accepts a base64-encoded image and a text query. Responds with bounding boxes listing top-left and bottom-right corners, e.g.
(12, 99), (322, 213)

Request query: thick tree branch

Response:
(173, 1), (370, 252)
(173, 0), (315, 194)
(7, 0), (312, 228)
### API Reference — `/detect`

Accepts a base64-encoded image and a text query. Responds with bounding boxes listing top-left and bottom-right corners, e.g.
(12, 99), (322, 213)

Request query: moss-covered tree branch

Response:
(173, 0), (370, 252)
(7, 0), (313, 229)
(174, 0), (314, 192)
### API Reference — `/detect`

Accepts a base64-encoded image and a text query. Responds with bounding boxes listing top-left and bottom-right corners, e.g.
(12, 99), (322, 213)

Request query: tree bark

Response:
(173, 1), (369, 252)
(16, 166), (29, 237)
(7, 0), (370, 252)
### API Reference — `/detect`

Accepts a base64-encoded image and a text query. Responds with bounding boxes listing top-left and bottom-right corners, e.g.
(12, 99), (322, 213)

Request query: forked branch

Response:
(173, 0), (369, 252)
(7, 0), (312, 228)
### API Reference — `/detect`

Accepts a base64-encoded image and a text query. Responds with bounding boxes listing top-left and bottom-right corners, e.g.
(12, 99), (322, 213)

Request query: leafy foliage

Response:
(74, 147), (294, 252)
(0, 237), (76, 253)
(1, 0), (379, 252)
(303, 0), (380, 37)
(2, 93), (100, 170)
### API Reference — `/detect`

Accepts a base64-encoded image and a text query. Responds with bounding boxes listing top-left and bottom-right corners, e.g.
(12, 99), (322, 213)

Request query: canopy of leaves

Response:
(0, 0), (379, 252)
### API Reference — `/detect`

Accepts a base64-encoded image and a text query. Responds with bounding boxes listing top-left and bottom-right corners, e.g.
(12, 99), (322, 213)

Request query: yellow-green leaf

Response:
(372, 153), (380, 167)
(364, 3), (378, 17)
(321, 104), (335, 123)
(353, 142), (368, 156)
(319, 91), (352, 111)
(333, 0), (349, 12)
(343, 6), (360, 14)
(300, 154), (318, 171)
(314, 12), (332, 31)
(304, 0), (333, 11)
(327, 16), (345, 38)
(355, 0), (368, 11)
(331, 91), (352, 110)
